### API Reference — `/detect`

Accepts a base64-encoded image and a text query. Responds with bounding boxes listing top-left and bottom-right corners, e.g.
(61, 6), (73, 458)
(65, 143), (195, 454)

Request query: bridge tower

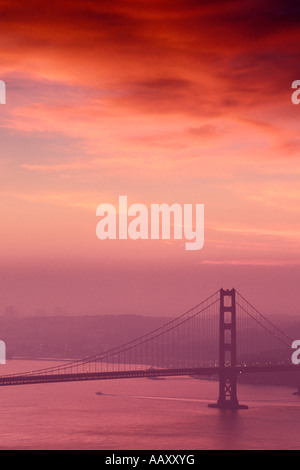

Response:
(209, 288), (248, 410)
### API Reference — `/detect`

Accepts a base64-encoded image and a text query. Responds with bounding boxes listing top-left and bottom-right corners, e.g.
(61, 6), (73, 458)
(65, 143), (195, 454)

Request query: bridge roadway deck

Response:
(0, 365), (298, 387)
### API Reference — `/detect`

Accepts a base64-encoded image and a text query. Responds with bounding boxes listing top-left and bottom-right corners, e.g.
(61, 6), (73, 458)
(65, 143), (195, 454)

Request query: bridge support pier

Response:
(209, 288), (248, 410)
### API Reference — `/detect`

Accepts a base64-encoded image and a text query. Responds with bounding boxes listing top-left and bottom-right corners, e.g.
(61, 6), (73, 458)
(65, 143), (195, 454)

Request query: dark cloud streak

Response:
(1, 0), (299, 120)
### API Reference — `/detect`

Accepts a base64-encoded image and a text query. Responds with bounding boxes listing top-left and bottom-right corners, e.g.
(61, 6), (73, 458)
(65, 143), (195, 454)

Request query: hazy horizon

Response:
(0, 262), (299, 318)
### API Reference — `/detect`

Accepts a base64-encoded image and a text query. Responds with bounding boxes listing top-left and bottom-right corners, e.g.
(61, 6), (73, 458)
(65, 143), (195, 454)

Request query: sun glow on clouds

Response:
(0, 0), (300, 270)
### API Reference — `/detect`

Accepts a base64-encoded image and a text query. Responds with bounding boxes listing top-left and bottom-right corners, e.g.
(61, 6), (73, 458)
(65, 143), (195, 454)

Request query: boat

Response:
(147, 376), (165, 381)
(96, 391), (104, 396)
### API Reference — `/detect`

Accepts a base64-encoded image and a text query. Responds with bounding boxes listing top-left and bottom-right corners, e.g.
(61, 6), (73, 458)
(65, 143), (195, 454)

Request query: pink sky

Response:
(0, 0), (299, 317)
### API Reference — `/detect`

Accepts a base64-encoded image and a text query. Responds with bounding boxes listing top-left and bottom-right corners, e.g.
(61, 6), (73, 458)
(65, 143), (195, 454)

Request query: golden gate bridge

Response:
(0, 288), (297, 409)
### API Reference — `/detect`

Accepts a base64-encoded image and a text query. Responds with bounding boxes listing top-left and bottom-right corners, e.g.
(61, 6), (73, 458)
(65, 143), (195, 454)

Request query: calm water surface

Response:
(0, 360), (300, 450)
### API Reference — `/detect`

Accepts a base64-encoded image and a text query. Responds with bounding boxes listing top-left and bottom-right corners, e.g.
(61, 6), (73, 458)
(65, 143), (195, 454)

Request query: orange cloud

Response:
(0, 0), (300, 269)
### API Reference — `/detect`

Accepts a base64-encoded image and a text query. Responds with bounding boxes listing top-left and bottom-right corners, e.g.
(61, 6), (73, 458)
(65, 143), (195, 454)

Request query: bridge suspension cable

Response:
(236, 290), (293, 347)
(235, 290), (292, 367)
(1, 290), (220, 379)
(1, 289), (294, 381)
